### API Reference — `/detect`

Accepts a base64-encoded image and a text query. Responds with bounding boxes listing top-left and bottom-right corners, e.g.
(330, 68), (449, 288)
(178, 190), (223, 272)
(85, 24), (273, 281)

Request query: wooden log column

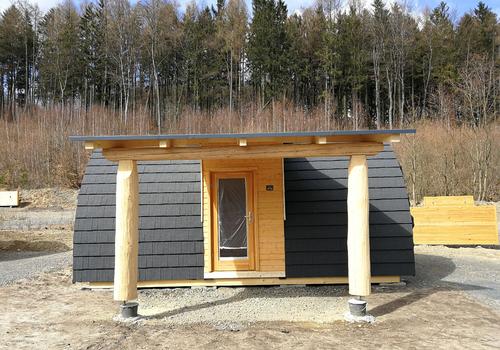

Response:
(114, 160), (139, 302)
(347, 154), (371, 297)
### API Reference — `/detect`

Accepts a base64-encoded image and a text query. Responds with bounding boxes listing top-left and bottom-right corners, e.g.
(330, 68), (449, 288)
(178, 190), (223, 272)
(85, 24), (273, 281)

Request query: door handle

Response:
(245, 211), (253, 224)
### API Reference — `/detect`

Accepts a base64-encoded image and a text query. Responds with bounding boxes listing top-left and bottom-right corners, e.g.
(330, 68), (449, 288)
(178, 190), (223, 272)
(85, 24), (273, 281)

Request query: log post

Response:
(347, 154), (371, 297)
(114, 160), (139, 303)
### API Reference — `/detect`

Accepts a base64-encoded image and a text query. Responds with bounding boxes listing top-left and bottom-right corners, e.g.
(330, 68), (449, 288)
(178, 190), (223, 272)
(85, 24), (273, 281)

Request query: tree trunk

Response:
(373, 48), (381, 129)
(229, 50), (233, 115)
(386, 67), (393, 129)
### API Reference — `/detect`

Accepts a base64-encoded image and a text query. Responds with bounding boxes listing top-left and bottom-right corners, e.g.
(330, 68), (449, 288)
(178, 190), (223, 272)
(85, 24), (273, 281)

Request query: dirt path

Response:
(1, 247), (499, 349)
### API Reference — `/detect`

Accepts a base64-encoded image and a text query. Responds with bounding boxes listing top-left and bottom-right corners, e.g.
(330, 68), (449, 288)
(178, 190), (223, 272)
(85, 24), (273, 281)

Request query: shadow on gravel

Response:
(370, 253), (491, 317)
(145, 285), (347, 320)
(146, 291), (250, 320)
(0, 244), (70, 262)
(146, 254), (493, 320)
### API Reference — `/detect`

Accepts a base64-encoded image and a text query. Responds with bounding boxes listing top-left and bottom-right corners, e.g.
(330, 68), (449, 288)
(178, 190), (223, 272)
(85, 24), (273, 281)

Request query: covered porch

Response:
(71, 129), (414, 317)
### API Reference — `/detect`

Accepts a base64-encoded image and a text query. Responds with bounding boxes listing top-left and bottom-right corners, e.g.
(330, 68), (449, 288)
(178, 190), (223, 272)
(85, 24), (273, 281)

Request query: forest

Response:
(0, 0), (498, 203)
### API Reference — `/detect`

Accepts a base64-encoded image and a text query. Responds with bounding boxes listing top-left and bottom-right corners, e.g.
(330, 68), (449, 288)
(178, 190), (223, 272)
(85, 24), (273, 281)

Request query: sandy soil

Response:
(417, 245), (500, 260)
(0, 228), (72, 252)
(18, 188), (78, 209)
(0, 187), (74, 251)
(0, 192), (498, 348)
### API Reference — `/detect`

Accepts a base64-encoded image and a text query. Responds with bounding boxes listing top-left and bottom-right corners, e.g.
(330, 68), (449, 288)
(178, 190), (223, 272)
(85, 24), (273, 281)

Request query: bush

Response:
(0, 105), (497, 203)
(395, 121), (499, 203)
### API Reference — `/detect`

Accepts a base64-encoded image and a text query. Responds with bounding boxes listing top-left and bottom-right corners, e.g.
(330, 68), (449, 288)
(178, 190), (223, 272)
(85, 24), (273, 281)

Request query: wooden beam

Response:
(347, 154), (371, 297)
(75, 133), (407, 150)
(103, 142), (384, 161)
(88, 276), (400, 289)
(114, 160), (139, 302)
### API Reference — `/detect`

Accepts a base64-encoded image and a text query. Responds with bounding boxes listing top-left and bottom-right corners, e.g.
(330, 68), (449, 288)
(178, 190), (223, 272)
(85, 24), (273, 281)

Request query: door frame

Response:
(210, 171), (256, 271)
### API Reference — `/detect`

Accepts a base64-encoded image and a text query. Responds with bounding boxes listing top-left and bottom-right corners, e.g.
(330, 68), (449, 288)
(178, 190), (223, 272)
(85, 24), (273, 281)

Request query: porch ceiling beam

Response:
(102, 142), (384, 161)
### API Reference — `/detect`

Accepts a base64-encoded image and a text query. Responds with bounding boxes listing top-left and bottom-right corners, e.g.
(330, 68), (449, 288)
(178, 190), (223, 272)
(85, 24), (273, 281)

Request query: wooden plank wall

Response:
(411, 196), (498, 245)
(202, 159), (285, 274)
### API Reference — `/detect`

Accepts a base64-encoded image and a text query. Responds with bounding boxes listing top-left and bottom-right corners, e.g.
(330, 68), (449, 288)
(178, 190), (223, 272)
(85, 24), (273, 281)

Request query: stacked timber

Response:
(411, 196), (498, 245)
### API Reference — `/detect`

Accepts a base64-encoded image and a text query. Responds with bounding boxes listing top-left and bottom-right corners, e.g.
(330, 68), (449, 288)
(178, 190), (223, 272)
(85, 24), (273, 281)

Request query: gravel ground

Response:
(412, 245), (500, 310)
(2, 265), (498, 350)
(0, 240), (499, 349)
(0, 250), (72, 286)
(129, 245), (500, 325)
(0, 209), (74, 230)
(139, 284), (348, 325)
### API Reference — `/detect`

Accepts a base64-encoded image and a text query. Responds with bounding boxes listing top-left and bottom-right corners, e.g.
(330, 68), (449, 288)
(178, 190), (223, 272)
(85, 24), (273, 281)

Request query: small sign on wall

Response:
(266, 185), (274, 191)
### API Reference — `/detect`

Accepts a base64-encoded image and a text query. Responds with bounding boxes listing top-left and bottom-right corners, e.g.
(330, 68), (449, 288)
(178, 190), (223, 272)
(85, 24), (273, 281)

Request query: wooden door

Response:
(211, 172), (255, 271)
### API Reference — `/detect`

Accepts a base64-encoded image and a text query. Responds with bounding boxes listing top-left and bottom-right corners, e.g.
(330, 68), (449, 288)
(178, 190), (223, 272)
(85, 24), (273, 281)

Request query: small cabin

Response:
(71, 130), (415, 311)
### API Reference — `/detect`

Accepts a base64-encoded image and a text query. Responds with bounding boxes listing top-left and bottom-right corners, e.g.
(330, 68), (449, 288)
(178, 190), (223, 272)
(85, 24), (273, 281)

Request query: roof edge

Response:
(69, 129), (415, 142)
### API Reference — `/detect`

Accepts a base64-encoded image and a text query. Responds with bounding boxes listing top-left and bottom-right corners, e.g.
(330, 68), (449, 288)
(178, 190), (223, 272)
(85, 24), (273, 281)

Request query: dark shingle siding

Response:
(284, 144), (415, 277)
(73, 151), (203, 283)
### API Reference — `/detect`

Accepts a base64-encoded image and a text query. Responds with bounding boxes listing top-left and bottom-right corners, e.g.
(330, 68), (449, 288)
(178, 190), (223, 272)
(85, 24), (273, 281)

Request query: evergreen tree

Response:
(39, 0), (81, 104)
(80, 1), (108, 108)
(247, 0), (290, 107)
(0, 0), (498, 130)
(0, 5), (34, 117)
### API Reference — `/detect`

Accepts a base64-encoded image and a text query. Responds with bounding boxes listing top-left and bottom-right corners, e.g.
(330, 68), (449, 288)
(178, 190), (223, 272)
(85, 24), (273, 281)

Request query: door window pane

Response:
(218, 178), (247, 258)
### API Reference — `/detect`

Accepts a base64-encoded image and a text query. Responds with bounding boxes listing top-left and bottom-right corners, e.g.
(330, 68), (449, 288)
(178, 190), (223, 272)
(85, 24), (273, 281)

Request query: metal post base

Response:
(345, 298), (375, 323)
(348, 298), (367, 317)
(120, 302), (139, 318)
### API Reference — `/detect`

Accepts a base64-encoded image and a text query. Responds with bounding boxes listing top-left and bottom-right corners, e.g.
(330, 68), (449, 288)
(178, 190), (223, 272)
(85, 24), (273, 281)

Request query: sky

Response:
(0, 0), (499, 19)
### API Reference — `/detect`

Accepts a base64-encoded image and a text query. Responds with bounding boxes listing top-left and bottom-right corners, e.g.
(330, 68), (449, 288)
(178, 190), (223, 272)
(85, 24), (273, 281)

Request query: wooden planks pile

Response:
(411, 196), (498, 245)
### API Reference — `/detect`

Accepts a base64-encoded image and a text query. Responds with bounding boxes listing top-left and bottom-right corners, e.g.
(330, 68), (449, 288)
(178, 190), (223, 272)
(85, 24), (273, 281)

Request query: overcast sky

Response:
(0, 0), (498, 19)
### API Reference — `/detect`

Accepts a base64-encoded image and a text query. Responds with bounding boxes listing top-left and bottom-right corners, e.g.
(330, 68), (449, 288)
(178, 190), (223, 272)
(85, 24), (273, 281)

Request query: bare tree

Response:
(107, 0), (140, 123)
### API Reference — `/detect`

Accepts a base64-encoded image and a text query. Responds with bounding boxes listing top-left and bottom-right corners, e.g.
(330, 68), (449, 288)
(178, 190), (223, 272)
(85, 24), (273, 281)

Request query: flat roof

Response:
(71, 129), (415, 161)
(70, 129), (415, 142)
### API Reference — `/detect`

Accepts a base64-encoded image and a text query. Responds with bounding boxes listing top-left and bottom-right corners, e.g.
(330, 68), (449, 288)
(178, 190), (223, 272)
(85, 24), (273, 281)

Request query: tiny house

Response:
(71, 130), (415, 311)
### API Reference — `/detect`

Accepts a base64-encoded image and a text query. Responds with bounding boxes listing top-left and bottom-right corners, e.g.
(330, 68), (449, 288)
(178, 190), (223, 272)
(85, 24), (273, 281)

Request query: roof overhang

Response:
(70, 130), (415, 161)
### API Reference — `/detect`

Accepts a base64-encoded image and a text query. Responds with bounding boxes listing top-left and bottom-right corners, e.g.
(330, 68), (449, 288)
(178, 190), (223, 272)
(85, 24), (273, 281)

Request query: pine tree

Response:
(0, 5), (34, 117)
(248, 0), (290, 108)
(370, 0), (389, 128)
(39, 0), (82, 104)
